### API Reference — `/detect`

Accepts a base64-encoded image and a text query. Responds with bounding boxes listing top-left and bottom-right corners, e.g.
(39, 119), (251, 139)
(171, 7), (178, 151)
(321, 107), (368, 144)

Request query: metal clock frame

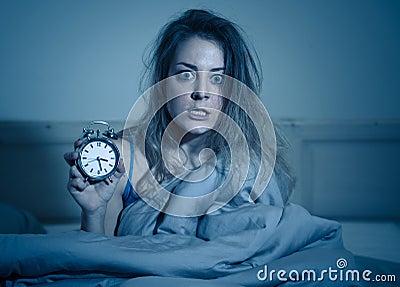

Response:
(76, 121), (120, 182)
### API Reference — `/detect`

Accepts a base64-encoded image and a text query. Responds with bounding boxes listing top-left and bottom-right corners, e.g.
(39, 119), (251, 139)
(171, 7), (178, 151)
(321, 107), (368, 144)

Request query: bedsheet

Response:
(0, 203), (363, 286)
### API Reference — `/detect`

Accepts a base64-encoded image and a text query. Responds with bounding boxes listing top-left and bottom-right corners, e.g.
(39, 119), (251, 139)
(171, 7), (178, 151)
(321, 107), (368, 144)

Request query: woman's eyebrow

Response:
(175, 62), (224, 72)
(210, 67), (225, 72)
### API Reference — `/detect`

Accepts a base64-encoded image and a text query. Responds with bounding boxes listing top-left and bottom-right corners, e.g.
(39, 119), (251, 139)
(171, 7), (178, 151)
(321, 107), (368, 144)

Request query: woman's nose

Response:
(190, 91), (209, 101)
(191, 73), (209, 100)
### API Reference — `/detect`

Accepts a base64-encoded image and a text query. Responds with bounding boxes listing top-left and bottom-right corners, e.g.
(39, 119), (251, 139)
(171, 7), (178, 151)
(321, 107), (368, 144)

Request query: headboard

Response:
(0, 119), (398, 223)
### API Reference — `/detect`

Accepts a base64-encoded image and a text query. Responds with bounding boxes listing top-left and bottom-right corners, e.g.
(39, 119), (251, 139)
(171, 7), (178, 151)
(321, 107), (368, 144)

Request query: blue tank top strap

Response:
(122, 131), (140, 208)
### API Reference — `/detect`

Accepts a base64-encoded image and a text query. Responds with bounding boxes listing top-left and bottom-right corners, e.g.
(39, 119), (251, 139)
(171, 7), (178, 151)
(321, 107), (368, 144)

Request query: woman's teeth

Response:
(190, 110), (207, 116)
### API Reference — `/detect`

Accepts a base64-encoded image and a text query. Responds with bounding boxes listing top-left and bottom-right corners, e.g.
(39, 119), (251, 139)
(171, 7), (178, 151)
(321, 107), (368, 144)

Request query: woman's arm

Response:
(103, 175), (127, 235)
(79, 176), (127, 235)
(65, 138), (128, 235)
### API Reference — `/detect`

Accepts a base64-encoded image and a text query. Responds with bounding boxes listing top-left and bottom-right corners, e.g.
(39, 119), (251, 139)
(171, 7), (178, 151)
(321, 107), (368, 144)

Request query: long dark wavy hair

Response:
(134, 9), (294, 203)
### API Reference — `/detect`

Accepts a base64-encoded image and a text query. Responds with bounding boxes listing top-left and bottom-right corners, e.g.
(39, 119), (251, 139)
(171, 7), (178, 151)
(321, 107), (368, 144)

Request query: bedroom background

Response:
(0, 0), (399, 264)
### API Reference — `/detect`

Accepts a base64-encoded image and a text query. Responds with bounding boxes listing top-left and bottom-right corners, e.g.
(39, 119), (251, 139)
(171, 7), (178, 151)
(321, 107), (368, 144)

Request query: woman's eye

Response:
(177, 71), (195, 80)
(210, 74), (224, 85)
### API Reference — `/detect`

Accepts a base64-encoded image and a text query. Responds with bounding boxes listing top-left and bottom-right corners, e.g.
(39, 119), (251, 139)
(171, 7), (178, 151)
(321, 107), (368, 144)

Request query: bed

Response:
(1, 201), (399, 287)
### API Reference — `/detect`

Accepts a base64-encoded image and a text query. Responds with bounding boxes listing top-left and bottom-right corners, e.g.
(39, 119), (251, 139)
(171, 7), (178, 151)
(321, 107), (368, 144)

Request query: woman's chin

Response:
(188, 127), (212, 135)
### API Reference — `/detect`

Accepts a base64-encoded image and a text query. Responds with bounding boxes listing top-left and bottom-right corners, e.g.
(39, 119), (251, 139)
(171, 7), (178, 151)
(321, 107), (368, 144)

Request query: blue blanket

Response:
(0, 201), (363, 286)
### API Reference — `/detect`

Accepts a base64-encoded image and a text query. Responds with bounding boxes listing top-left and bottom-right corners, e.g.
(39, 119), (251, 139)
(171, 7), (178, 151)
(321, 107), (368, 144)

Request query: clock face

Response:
(77, 138), (119, 180)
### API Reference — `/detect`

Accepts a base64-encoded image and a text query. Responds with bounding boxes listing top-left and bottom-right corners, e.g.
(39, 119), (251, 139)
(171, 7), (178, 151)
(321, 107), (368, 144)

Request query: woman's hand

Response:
(64, 139), (125, 215)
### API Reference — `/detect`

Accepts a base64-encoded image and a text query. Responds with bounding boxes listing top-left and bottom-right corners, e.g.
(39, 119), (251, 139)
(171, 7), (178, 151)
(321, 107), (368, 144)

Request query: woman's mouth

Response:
(188, 108), (209, 120)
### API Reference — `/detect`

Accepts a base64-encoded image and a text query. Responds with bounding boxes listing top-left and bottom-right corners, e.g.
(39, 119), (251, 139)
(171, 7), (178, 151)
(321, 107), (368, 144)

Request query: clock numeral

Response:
(90, 144), (94, 149)
(104, 143), (108, 148)
(84, 150), (89, 153)
(104, 168), (108, 173)
(108, 150), (113, 153)
(82, 157), (87, 160)
(90, 168), (93, 173)
(97, 170), (100, 175)
(84, 163), (89, 167)
(97, 142), (101, 147)
(109, 164), (113, 167)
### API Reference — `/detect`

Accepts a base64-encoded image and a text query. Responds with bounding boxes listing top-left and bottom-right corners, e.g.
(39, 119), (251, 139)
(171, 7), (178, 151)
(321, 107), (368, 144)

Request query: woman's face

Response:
(166, 36), (224, 135)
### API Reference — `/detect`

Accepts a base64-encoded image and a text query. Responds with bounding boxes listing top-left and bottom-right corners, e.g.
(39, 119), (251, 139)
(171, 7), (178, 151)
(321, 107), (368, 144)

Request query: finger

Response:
(74, 139), (83, 150)
(67, 176), (81, 192)
(103, 173), (118, 185)
(70, 165), (85, 180)
(102, 178), (112, 186)
(103, 161), (125, 185)
(68, 177), (89, 191)
(115, 159), (126, 176)
(64, 151), (79, 166)
(67, 178), (78, 192)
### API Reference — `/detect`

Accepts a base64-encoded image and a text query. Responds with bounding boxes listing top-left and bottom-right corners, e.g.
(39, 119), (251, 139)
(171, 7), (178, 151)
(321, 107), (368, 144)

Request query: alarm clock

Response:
(76, 121), (120, 182)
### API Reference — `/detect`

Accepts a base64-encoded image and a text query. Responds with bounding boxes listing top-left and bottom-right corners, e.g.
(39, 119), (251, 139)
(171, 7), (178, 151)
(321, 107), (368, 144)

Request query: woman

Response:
(2, 9), (358, 286)
(65, 9), (294, 236)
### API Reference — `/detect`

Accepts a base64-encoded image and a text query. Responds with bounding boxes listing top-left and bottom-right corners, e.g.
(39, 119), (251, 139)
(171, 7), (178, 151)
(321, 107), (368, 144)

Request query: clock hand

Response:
(86, 157), (108, 163)
(81, 157), (98, 162)
(96, 157), (102, 171)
